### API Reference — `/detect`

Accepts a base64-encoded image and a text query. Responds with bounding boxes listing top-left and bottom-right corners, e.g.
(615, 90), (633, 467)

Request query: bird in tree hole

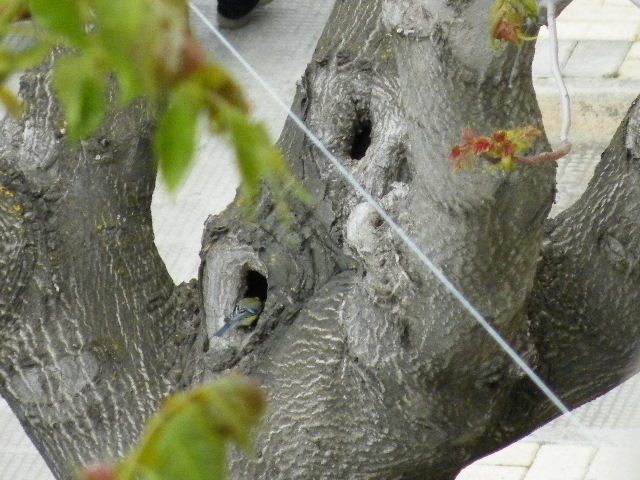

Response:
(214, 297), (264, 337)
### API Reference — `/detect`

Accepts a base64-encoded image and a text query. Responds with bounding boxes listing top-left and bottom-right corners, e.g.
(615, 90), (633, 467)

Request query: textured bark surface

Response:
(203, 0), (558, 477)
(525, 99), (640, 419)
(1, 1), (639, 479)
(0, 60), (205, 478)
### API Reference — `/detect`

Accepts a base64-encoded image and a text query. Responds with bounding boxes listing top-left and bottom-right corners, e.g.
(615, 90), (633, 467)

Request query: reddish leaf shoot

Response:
(449, 126), (542, 171)
(490, 0), (538, 49)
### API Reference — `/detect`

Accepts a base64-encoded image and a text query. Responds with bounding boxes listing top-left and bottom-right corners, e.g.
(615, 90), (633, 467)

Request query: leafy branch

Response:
(490, 0), (538, 49)
(450, 126), (542, 171)
(450, 0), (572, 171)
(80, 373), (266, 480)
(0, 0), (305, 208)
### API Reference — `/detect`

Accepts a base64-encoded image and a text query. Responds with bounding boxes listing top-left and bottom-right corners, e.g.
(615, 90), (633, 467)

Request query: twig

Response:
(514, 139), (571, 163)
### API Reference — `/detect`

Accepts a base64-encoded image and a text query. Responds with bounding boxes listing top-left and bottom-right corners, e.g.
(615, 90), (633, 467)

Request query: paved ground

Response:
(2, 0), (640, 478)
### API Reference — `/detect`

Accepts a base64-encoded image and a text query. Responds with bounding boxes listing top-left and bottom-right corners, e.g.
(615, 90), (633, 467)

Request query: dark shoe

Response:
(217, 0), (274, 29)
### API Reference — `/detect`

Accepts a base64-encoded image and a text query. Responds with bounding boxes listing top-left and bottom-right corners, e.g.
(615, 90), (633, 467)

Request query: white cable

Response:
(188, 2), (607, 445)
(544, 0), (571, 142)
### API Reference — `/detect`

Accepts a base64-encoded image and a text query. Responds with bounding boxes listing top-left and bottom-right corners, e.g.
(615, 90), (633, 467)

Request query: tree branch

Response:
(525, 98), (640, 415)
(0, 58), (206, 479)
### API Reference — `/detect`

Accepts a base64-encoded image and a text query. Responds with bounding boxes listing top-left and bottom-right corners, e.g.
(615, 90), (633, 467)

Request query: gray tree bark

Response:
(1, 0), (639, 479)
(0, 57), (205, 478)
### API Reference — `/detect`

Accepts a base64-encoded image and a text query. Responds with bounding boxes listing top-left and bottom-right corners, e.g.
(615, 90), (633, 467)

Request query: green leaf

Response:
(10, 42), (50, 70)
(91, 0), (147, 101)
(521, 0), (539, 18)
(154, 82), (202, 191)
(198, 64), (249, 113)
(212, 101), (310, 217)
(116, 374), (266, 480)
(92, 0), (144, 41)
(0, 0), (28, 24)
(0, 43), (51, 82)
(53, 54), (107, 141)
(223, 106), (265, 209)
(0, 86), (22, 116)
(28, 0), (87, 47)
(136, 403), (227, 480)
(489, 0), (538, 49)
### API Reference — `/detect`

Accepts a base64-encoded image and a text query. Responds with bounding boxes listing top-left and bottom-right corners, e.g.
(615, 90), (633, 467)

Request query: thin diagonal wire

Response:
(188, 2), (605, 444)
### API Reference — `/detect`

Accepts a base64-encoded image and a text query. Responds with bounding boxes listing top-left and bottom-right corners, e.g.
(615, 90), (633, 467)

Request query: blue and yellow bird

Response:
(214, 297), (263, 337)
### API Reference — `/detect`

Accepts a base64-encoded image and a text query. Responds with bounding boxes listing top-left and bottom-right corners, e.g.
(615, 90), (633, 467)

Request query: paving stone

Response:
(0, 450), (53, 480)
(476, 442), (540, 467)
(523, 445), (596, 480)
(456, 464), (527, 480)
(618, 57), (640, 78)
(538, 22), (592, 40)
(624, 41), (640, 58)
(604, 0), (636, 7)
(563, 40), (632, 77)
(533, 39), (576, 77)
(560, 3), (640, 22)
(587, 22), (639, 41)
(0, 399), (53, 480)
(599, 5), (640, 23)
(549, 144), (602, 216)
(575, 0), (606, 8)
(585, 447), (640, 479)
(558, 1), (599, 21)
(532, 375), (640, 434)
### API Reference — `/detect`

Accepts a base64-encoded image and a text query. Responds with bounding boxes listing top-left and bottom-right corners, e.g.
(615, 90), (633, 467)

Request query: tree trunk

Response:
(0, 58), (205, 478)
(1, 1), (639, 479)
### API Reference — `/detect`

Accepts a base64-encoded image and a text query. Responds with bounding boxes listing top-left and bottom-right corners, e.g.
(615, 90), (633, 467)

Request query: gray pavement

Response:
(0, 402), (51, 479)
(2, 0), (640, 478)
(152, 0), (333, 282)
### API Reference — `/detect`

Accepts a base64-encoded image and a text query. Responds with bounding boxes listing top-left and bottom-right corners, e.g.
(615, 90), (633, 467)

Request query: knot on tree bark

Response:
(345, 182), (413, 301)
(381, 0), (432, 39)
